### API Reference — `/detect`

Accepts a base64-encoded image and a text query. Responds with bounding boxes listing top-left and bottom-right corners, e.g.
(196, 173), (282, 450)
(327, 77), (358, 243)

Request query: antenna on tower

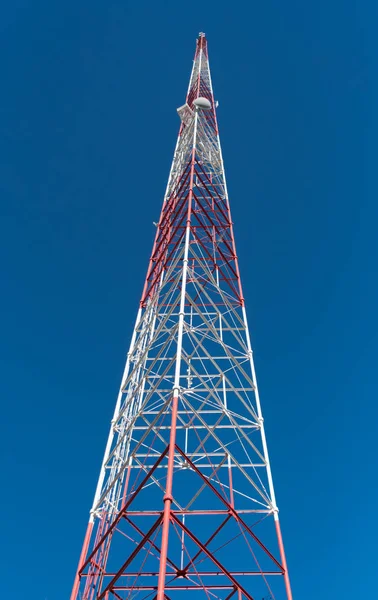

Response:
(70, 33), (294, 600)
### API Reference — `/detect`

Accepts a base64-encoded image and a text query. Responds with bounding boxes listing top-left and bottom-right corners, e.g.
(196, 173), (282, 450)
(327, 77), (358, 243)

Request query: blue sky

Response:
(1, 1), (377, 598)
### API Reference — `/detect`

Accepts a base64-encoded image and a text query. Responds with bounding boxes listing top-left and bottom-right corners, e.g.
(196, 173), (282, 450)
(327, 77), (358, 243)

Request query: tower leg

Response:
(70, 521), (93, 600)
(156, 393), (179, 600)
(275, 517), (293, 600)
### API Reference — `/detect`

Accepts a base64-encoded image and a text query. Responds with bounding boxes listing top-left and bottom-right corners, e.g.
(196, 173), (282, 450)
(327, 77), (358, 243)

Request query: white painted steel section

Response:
(173, 106), (199, 397)
(242, 305), (278, 514)
(90, 307), (142, 520)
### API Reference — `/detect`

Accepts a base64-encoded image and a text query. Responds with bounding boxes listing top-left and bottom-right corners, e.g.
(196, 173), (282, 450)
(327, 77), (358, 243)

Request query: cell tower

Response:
(70, 33), (293, 600)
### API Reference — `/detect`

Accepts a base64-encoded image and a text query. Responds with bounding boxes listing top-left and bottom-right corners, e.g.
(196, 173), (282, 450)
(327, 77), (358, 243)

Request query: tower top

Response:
(196, 32), (207, 53)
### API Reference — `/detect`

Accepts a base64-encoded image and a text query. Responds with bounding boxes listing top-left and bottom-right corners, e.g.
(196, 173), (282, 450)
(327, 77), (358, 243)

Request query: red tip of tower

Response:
(196, 32), (208, 56)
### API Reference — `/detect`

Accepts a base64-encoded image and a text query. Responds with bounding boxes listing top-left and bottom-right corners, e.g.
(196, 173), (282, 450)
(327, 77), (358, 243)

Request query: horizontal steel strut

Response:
(70, 32), (293, 600)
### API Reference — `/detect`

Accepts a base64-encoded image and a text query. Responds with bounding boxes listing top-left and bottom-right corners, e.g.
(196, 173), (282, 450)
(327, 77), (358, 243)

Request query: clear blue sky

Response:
(1, 1), (377, 598)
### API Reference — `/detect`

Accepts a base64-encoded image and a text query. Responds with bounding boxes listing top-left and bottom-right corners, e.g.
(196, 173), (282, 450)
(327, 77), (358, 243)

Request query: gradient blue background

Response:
(1, 1), (377, 598)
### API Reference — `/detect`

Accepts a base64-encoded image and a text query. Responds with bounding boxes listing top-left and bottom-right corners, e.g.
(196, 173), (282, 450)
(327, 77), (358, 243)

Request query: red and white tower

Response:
(71, 33), (293, 600)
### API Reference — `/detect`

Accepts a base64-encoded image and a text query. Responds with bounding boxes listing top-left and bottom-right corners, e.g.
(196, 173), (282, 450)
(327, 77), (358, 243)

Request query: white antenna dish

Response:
(193, 97), (212, 110)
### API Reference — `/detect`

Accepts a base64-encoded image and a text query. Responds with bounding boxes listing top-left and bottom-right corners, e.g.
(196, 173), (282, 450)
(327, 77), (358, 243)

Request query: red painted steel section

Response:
(275, 518), (293, 600)
(140, 33), (243, 308)
(73, 446), (286, 598)
(170, 513), (256, 600)
(98, 516), (163, 600)
(79, 447), (170, 576)
(173, 445), (284, 572)
(70, 521), (93, 600)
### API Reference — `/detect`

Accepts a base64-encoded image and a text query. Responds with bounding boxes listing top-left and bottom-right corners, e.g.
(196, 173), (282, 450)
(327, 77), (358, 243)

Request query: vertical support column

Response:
(156, 393), (179, 600)
(275, 518), (293, 600)
(156, 104), (199, 600)
(70, 521), (93, 600)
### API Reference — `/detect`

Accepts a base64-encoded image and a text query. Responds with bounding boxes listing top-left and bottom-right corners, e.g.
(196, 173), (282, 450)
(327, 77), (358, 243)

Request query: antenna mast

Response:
(70, 32), (293, 600)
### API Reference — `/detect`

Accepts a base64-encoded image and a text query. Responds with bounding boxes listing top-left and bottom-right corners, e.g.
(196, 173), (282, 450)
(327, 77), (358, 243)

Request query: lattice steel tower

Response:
(71, 33), (293, 600)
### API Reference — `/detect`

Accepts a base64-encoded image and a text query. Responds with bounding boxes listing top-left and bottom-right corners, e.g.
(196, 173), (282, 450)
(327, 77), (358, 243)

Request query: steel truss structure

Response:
(71, 33), (293, 600)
